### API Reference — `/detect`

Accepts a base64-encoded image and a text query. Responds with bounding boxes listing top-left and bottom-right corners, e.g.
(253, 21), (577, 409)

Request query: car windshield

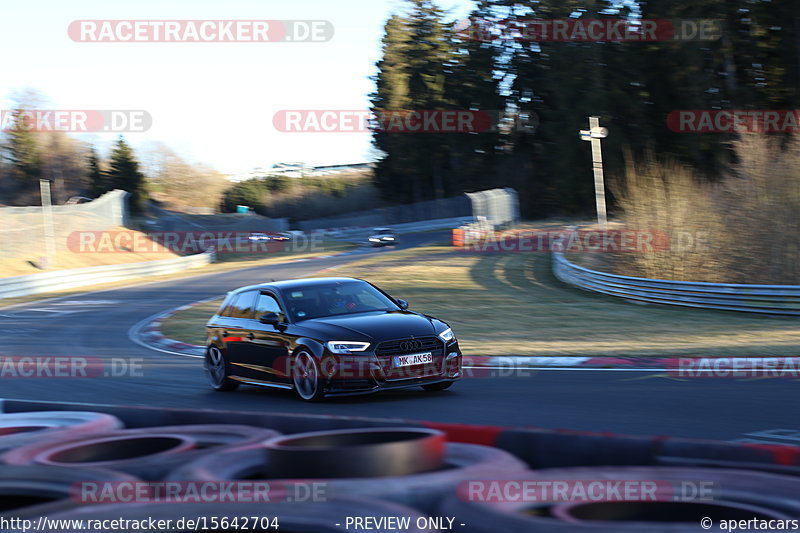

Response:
(283, 281), (400, 321)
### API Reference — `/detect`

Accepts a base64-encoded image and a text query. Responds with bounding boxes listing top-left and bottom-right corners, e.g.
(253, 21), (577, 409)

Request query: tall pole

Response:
(580, 116), (608, 228)
(40, 179), (56, 268)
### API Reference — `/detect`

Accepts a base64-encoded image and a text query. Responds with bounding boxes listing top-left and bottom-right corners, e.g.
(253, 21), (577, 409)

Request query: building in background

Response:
(228, 162), (373, 182)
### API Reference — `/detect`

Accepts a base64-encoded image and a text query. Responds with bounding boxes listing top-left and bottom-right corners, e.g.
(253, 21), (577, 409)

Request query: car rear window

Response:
(220, 291), (258, 319)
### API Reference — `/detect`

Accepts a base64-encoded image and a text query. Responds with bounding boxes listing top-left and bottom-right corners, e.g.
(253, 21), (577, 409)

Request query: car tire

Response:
(205, 345), (239, 392)
(422, 382), (453, 391)
(291, 350), (325, 402)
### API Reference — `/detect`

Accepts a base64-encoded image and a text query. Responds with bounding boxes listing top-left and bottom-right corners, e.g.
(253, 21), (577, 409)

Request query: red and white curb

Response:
(131, 307), (796, 374)
(130, 297), (217, 357)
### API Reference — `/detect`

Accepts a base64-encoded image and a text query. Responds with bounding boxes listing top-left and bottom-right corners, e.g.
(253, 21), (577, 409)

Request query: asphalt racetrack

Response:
(0, 232), (796, 446)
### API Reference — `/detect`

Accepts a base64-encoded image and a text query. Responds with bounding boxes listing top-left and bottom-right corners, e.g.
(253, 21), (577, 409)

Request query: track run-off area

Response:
(0, 231), (797, 446)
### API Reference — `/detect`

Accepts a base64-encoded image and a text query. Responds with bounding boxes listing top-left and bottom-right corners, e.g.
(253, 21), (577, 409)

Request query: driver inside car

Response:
(325, 291), (360, 314)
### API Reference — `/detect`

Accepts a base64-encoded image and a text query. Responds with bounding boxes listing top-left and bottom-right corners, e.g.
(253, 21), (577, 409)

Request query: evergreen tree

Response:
(5, 108), (43, 189)
(371, 1), (457, 204)
(86, 146), (108, 198)
(369, 0), (799, 218)
(107, 136), (147, 214)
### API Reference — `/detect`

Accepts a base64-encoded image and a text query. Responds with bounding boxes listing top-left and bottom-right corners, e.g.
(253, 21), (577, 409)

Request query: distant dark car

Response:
(205, 277), (461, 401)
(368, 227), (398, 247)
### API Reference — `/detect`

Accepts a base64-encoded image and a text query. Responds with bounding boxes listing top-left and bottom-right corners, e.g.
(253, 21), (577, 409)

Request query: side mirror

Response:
(396, 299), (409, 310)
(259, 312), (281, 325)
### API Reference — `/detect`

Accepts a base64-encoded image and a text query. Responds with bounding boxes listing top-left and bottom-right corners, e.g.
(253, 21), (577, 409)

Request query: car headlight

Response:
(326, 341), (371, 354)
(438, 328), (455, 342)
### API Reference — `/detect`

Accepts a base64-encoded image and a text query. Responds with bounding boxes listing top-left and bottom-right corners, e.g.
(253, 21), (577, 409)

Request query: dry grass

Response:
(612, 135), (800, 283)
(0, 227), (180, 277)
(0, 239), (353, 310)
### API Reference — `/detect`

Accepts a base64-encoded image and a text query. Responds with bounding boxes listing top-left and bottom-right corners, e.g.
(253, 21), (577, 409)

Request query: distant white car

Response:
(368, 227), (398, 247)
(248, 232), (270, 242)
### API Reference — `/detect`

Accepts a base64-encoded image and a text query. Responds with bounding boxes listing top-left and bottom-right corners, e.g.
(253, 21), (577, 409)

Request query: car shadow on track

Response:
(212, 384), (460, 408)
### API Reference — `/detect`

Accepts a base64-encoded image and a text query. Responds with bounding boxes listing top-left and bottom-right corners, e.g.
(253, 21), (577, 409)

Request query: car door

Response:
(220, 290), (259, 380)
(238, 291), (292, 384)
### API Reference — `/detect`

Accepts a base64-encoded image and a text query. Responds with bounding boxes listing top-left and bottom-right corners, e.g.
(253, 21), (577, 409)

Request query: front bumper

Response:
(321, 345), (462, 397)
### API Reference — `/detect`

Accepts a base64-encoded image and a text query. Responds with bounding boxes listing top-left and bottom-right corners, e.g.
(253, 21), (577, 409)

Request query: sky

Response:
(0, 0), (475, 177)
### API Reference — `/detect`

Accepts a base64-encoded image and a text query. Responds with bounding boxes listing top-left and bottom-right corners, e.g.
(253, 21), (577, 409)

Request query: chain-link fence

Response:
(0, 190), (128, 261)
(297, 187), (518, 231)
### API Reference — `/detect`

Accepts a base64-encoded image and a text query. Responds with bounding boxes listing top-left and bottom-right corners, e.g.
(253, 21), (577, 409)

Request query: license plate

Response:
(393, 352), (433, 368)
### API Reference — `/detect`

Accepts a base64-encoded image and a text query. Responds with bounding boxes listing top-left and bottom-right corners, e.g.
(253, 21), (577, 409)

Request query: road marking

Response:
(0, 300), (121, 318)
(738, 429), (800, 444)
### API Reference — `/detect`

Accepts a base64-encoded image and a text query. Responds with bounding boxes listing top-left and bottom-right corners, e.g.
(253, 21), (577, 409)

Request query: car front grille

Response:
(375, 336), (444, 380)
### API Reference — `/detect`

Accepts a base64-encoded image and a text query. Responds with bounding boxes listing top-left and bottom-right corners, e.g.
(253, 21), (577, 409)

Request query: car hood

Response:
(295, 310), (440, 342)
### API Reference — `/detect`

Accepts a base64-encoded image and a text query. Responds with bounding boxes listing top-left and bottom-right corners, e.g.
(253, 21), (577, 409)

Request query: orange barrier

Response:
(452, 228), (464, 247)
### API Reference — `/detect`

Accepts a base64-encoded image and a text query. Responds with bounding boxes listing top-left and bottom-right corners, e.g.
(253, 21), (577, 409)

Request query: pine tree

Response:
(371, 1), (457, 204)
(5, 108), (43, 189)
(86, 146), (107, 198)
(107, 136), (147, 214)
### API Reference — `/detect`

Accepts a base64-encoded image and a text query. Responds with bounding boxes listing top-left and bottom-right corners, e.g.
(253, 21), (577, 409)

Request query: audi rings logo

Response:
(399, 339), (423, 352)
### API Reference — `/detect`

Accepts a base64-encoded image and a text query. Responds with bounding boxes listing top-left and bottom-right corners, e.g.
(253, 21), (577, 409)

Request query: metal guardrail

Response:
(0, 249), (215, 300)
(552, 250), (800, 316)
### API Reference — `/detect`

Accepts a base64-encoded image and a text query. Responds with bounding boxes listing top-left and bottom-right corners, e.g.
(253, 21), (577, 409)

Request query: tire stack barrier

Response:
(0, 425), (281, 480)
(168, 428), (526, 513)
(0, 465), (140, 518)
(438, 467), (800, 532)
(0, 399), (797, 531)
(0, 411), (124, 453)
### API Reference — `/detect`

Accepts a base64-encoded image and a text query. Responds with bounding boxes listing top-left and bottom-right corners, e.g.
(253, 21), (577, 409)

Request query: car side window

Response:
(254, 292), (286, 322)
(222, 291), (257, 319)
(235, 291), (258, 319)
(219, 294), (241, 317)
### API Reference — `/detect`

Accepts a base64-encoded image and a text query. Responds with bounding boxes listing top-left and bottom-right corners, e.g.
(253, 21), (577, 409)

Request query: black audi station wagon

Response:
(205, 277), (462, 401)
